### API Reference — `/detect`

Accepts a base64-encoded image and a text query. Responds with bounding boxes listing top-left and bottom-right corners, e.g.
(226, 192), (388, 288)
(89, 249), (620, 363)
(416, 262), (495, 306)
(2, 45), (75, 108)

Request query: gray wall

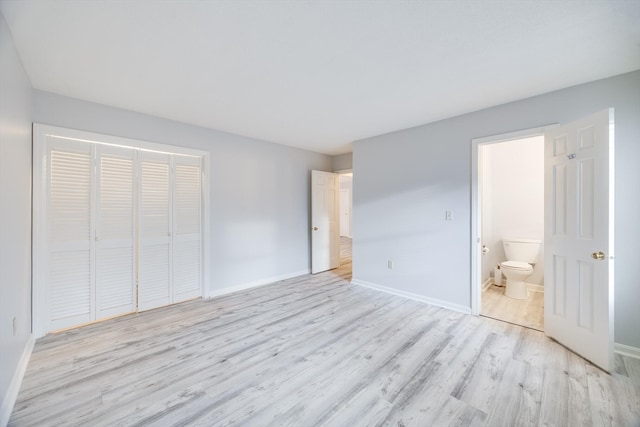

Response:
(332, 152), (353, 171)
(0, 13), (33, 421)
(33, 90), (332, 293)
(353, 71), (640, 348)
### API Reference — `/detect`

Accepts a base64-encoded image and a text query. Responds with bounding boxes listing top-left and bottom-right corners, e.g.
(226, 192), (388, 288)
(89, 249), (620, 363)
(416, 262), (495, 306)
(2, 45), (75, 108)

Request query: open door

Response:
(544, 109), (614, 372)
(311, 170), (340, 274)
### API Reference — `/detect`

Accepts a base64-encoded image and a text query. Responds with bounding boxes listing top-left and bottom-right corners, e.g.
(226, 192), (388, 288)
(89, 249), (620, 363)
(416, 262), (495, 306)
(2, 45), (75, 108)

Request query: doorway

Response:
(470, 126), (554, 331)
(339, 173), (352, 238)
(471, 111), (615, 372)
(338, 171), (353, 281)
(479, 135), (545, 330)
(310, 169), (353, 279)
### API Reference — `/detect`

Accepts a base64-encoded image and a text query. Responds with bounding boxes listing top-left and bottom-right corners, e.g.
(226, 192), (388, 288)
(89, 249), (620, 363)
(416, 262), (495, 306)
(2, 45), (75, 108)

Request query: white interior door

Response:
(95, 145), (137, 319)
(138, 151), (172, 311)
(544, 108), (614, 372)
(311, 170), (340, 274)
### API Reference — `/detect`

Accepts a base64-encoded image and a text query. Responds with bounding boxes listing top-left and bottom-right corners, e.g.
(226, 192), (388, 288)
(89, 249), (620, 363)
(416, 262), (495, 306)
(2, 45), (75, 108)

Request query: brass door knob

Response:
(591, 251), (605, 260)
(312, 227), (318, 231)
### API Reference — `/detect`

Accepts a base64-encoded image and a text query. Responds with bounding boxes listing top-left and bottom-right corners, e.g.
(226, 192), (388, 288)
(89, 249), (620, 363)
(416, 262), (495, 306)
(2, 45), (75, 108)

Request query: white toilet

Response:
(500, 237), (541, 300)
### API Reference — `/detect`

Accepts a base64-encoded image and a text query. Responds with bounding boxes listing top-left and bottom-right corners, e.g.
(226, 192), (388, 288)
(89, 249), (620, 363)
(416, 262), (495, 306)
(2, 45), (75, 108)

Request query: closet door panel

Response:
(48, 139), (94, 330)
(138, 152), (172, 311)
(49, 251), (92, 328)
(95, 145), (137, 319)
(173, 239), (200, 299)
(173, 157), (202, 302)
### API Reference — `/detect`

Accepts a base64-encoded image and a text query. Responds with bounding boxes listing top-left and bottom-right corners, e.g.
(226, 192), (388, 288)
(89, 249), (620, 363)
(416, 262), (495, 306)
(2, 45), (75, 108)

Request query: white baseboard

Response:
(351, 279), (471, 315)
(1, 335), (35, 427)
(492, 278), (506, 287)
(488, 279), (544, 293)
(615, 342), (640, 360)
(526, 283), (544, 293)
(207, 269), (310, 299)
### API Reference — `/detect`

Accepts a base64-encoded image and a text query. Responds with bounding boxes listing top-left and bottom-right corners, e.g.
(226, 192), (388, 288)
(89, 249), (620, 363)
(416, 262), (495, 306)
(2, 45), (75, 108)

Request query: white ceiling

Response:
(2, 1), (639, 155)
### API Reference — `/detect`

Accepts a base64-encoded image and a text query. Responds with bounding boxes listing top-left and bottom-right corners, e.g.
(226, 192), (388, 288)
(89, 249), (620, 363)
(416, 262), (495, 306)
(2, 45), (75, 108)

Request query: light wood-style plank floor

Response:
(10, 238), (640, 426)
(481, 284), (544, 331)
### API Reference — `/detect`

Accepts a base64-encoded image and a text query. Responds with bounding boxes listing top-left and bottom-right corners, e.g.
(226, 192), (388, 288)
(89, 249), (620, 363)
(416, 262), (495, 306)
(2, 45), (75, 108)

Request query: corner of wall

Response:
(331, 152), (353, 172)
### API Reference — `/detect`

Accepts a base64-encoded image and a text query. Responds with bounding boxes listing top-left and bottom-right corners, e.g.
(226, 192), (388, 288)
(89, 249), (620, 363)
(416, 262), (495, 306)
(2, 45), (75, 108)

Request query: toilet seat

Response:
(501, 260), (532, 272)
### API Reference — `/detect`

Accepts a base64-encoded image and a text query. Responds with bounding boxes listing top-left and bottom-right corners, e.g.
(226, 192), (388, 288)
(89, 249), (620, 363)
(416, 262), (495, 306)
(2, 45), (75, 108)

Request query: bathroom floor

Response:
(481, 284), (544, 331)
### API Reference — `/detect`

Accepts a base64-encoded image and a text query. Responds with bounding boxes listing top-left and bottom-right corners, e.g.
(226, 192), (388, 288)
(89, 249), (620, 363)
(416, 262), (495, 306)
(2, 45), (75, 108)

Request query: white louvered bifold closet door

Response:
(36, 124), (206, 335)
(95, 145), (137, 319)
(173, 156), (202, 302)
(138, 151), (172, 311)
(47, 138), (95, 331)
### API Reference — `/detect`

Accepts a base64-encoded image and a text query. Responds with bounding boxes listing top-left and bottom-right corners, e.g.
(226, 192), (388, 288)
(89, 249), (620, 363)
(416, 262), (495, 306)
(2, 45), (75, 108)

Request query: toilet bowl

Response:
(500, 260), (533, 299)
(500, 237), (541, 300)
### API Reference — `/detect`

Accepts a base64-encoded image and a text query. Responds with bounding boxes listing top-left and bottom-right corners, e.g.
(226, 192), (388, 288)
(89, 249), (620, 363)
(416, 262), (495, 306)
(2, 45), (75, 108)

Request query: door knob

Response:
(591, 251), (605, 260)
(312, 227), (318, 231)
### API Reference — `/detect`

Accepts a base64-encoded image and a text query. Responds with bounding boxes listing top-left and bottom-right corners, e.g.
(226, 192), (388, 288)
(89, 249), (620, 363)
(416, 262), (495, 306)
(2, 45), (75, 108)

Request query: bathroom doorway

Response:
(472, 129), (548, 331)
(471, 112), (615, 371)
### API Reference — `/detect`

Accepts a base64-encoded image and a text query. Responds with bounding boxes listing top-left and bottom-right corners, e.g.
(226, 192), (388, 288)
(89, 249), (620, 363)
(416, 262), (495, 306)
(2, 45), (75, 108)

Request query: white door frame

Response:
(33, 123), (210, 338)
(470, 125), (557, 316)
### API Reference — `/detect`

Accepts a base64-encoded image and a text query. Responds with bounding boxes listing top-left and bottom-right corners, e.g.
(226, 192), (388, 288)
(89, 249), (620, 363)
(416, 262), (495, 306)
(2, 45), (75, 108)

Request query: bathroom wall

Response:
(482, 136), (544, 285)
(481, 136), (545, 286)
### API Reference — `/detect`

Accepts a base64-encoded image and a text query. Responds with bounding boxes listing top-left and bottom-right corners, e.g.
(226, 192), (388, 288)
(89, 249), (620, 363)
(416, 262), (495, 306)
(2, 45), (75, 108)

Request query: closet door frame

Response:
(33, 123), (210, 338)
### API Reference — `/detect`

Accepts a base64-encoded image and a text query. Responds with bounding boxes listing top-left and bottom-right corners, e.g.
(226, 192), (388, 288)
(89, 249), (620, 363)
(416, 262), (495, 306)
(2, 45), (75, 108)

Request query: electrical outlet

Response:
(388, 260), (393, 269)
(445, 210), (453, 220)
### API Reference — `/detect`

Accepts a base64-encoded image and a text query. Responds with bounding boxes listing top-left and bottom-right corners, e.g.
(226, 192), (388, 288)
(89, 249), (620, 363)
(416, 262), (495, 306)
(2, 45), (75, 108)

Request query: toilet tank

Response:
(503, 237), (541, 263)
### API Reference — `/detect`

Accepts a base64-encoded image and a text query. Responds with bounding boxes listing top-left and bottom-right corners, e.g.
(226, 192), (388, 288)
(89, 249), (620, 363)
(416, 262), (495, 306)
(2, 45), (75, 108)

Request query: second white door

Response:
(311, 170), (340, 274)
